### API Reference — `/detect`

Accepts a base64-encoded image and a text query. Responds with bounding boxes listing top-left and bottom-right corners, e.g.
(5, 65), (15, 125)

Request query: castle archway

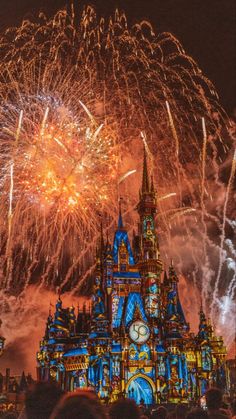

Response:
(126, 374), (155, 405)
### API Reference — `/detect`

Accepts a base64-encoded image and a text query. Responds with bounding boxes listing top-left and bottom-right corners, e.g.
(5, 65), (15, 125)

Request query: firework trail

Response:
(0, 4), (235, 353)
(200, 117), (210, 307)
(211, 149), (236, 315)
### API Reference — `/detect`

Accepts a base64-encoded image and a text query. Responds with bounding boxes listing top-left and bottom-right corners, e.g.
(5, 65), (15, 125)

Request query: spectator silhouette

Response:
(175, 403), (188, 419)
(205, 388), (228, 418)
(24, 381), (64, 419)
(50, 390), (106, 419)
(186, 408), (208, 419)
(109, 399), (141, 419)
(231, 399), (236, 419)
(151, 406), (168, 418)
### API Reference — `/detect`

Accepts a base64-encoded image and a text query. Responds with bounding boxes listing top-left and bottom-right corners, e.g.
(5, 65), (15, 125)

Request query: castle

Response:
(37, 151), (228, 404)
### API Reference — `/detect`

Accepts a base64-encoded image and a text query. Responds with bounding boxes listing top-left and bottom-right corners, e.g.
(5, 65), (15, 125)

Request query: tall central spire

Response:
(118, 198), (124, 229)
(142, 147), (150, 193)
(137, 146), (156, 217)
(136, 146), (162, 321)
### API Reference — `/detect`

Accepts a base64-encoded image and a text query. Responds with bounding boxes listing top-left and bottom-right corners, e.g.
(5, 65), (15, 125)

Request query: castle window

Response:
(118, 241), (128, 271)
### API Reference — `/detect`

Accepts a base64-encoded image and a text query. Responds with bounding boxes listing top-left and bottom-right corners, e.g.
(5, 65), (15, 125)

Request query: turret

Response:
(76, 302), (90, 334)
(163, 270), (169, 287)
(111, 204), (142, 329)
(19, 371), (28, 392)
(163, 262), (189, 340)
(118, 199), (124, 230)
(197, 302), (209, 341)
(165, 263), (187, 323)
(48, 296), (70, 338)
(113, 204), (135, 267)
(44, 306), (53, 340)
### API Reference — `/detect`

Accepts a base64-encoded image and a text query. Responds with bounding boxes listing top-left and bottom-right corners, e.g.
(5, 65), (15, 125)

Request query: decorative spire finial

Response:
(142, 146), (149, 193)
(118, 197), (124, 229)
(199, 298), (206, 325)
(163, 270), (169, 285)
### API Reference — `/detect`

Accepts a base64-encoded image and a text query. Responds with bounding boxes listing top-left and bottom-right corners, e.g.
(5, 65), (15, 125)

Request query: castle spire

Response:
(142, 147), (149, 193)
(118, 198), (124, 229)
(197, 302), (209, 340)
(163, 270), (169, 286)
(199, 299), (207, 324)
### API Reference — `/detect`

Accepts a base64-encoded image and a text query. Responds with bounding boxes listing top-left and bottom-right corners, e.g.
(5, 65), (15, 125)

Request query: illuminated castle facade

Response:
(37, 152), (228, 404)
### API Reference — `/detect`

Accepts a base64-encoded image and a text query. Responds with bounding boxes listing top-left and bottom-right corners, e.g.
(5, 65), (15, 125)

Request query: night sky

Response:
(0, 0), (235, 114)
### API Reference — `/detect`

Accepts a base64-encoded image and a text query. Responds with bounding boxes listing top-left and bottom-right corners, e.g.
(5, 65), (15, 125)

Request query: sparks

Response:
(0, 5), (234, 356)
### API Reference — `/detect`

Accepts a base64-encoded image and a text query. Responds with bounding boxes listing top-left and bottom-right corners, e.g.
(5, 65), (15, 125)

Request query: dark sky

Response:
(0, 0), (235, 113)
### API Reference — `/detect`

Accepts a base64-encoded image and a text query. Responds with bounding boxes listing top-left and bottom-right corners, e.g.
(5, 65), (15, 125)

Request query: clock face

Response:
(129, 321), (150, 344)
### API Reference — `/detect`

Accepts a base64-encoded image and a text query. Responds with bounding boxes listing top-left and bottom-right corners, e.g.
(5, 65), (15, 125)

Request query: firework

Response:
(1, 92), (120, 290)
(0, 4), (235, 352)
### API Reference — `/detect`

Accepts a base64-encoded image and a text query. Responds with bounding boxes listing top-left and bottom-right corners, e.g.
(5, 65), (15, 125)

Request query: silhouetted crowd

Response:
(1, 383), (236, 419)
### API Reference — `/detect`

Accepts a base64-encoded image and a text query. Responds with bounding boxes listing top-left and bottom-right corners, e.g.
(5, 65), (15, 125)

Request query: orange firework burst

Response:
(0, 91), (120, 291)
(16, 103), (118, 213)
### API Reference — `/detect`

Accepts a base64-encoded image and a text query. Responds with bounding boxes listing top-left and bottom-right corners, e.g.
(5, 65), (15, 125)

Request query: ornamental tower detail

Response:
(136, 148), (162, 320)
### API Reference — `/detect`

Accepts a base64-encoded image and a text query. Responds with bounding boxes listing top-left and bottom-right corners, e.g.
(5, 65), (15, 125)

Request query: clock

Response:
(129, 320), (150, 344)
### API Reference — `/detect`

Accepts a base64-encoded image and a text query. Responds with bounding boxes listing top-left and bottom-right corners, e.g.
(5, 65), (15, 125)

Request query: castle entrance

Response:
(127, 376), (154, 405)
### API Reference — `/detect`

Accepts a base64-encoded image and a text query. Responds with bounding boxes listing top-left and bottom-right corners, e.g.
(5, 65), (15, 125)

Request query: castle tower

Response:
(197, 302), (209, 341)
(43, 307), (53, 340)
(136, 148), (162, 319)
(104, 231), (114, 328)
(195, 304), (228, 393)
(111, 207), (143, 330)
(161, 263), (190, 401)
(162, 262), (189, 348)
